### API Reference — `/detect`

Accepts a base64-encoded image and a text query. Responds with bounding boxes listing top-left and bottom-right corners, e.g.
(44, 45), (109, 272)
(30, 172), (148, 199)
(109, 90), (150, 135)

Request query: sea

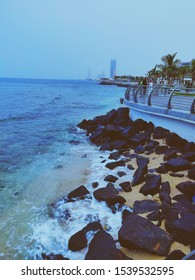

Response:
(0, 78), (131, 260)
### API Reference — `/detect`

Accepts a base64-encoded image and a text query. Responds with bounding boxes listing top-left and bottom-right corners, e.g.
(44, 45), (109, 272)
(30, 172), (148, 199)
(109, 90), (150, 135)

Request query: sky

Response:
(1, 0), (195, 79)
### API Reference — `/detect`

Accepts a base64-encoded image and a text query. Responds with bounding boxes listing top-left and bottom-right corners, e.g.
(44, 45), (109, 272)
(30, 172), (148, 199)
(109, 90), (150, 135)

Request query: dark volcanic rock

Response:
(159, 182), (172, 205)
(131, 163), (148, 186)
(182, 151), (195, 162)
(134, 144), (145, 154)
(165, 250), (186, 260)
(165, 212), (195, 245)
(133, 200), (161, 214)
(104, 175), (118, 183)
(93, 185), (118, 203)
(156, 164), (168, 174)
(119, 181), (132, 192)
(161, 202), (178, 222)
(68, 229), (87, 251)
(165, 158), (190, 172)
(166, 132), (187, 148)
(109, 151), (120, 160)
(164, 149), (178, 161)
(147, 209), (162, 221)
(145, 140), (159, 151)
(67, 185), (90, 200)
(85, 230), (126, 260)
(105, 160), (125, 170)
(188, 168), (195, 180)
(42, 253), (69, 260)
(176, 181), (195, 198)
(139, 174), (161, 196)
(118, 213), (173, 256)
(153, 126), (170, 139)
(172, 198), (195, 216)
(155, 145), (168, 155)
(68, 222), (103, 252)
(117, 171), (126, 177)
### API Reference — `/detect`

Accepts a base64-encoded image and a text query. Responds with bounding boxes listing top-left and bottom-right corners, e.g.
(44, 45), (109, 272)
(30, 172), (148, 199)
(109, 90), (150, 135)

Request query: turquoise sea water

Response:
(0, 78), (128, 259)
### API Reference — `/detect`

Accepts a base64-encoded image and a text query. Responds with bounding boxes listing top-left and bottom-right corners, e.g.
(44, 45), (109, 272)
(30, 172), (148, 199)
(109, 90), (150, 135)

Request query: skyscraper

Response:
(110, 59), (116, 79)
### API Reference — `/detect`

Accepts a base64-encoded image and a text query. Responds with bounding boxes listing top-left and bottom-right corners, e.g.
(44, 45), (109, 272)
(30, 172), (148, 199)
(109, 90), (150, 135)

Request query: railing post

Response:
(167, 89), (175, 109)
(148, 86), (157, 106)
(191, 97), (195, 114)
(125, 86), (131, 100)
(134, 86), (141, 103)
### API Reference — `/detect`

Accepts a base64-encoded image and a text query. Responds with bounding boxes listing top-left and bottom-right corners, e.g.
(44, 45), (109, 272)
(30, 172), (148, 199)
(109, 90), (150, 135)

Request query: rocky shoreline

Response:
(44, 107), (195, 260)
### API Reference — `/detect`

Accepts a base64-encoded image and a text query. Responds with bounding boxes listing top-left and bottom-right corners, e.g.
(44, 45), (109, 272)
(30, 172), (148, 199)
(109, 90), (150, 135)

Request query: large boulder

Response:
(176, 181), (195, 198)
(153, 126), (170, 139)
(131, 164), (148, 186)
(165, 212), (195, 245)
(68, 222), (103, 251)
(133, 200), (161, 214)
(105, 160), (125, 170)
(182, 151), (195, 162)
(166, 132), (187, 148)
(67, 185), (90, 200)
(85, 230), (130, 260)
(118, 213), (173, 256)
(139, 174), (161, 196)
(165, 158), (190, 172)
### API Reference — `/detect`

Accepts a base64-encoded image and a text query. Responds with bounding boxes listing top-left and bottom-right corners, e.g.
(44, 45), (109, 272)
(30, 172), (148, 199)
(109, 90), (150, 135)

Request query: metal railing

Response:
(125, 85), (195, 114)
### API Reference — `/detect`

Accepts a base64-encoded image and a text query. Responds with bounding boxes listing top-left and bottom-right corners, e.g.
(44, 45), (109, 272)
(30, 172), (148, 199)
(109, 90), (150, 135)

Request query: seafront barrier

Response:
(43, 107), (195, 260)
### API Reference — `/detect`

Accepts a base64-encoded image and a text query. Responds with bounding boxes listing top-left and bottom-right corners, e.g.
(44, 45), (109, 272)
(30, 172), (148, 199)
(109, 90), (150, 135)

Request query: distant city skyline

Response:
(1, 0), (195, 79)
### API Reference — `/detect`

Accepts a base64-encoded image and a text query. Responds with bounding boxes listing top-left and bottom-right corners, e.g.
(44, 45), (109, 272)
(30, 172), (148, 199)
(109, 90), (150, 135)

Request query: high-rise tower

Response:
(110, 59), (116, 79)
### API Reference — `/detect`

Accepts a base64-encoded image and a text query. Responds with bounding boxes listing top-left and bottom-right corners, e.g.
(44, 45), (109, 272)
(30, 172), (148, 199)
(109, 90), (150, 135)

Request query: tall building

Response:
(110, 59), (116, 79)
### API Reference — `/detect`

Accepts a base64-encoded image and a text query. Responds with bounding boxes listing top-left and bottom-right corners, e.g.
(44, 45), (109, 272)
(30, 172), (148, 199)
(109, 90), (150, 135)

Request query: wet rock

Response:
(165, 212), (195, 245)
(92, 182), (99, 189)
(67, 185), (90, 200)
(93, 185), (118, 204)
(153, 126), (170, 139)
(117, 171), (126, 177)
(188, 168), (195, 180)
(68, 222), (103, 252)
(176, 181), (195, 198)
(68, 229), (87, 251)
(119, 181), (132, 192)
(131, 163), (148, 187)
(133, 200), (161, 214)
(104, 175), (118, 183)
(105, 160), (125, 170)
(165, 250), (186, 260)
(42, 253), (69, 260)
(111, 140), (129, 150)
(139, 174), (161, 196)
(109, 151), (120, 160)
(85, 230), (126, 260)
(166, 132), (187, 148)
(118, 213), (173, 256)
(165, 158), (190, 172)
(136, 156), (149, 166)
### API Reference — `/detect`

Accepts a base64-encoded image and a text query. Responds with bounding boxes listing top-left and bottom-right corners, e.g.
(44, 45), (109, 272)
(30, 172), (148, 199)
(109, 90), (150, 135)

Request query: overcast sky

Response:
(1, 0), (195, 79)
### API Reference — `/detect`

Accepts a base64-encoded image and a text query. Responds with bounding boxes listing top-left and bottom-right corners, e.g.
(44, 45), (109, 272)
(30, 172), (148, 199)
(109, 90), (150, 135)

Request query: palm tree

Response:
(160, 52), (180, 84)
(190, 59), (195, 86)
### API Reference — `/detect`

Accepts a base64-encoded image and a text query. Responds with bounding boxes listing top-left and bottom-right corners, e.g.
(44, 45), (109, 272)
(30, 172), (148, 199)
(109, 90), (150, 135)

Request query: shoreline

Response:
(42, 106), (195, 260)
